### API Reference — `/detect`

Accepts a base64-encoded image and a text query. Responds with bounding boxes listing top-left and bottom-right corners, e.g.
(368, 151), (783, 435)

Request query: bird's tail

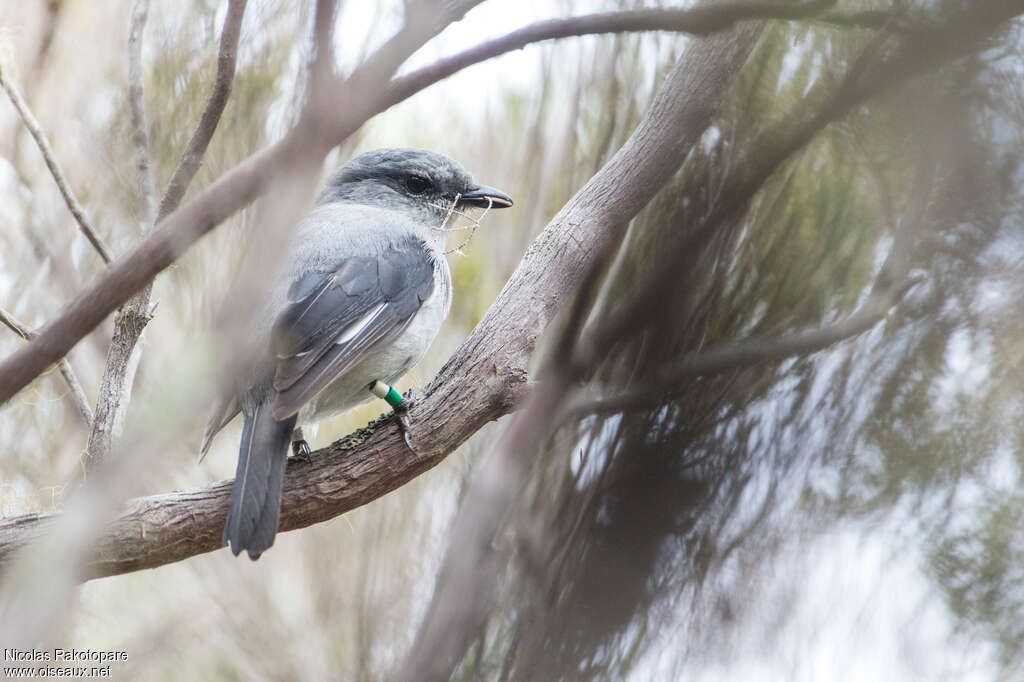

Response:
(223, 401), (296, 559)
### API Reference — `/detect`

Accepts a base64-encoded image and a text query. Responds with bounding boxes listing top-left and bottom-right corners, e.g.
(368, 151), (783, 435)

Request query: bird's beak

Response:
(458, 184), (513, 209)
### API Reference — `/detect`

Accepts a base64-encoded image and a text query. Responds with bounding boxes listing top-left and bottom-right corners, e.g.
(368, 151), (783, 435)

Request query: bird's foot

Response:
(393, 389), (417, 455)
(370, 381), (419, 454)
(291, 439), (312, 462)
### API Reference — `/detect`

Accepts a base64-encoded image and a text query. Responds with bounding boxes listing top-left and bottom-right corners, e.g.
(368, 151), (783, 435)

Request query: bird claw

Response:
(291, 439), (312, 462)
(393, 391), (418, 455)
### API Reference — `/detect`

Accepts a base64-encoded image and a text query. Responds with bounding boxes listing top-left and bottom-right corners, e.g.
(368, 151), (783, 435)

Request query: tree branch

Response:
(564, 278), (920, 420)
(0, 307), (92, 427)
(126, 0), (159, 229)
(384, 1), (838, 109)
(157, 0), (248, 221)
(85, 0), (161, 470)
(309, 0), (338, 96)
(85, 0), (249, 471)
(0, 63), (113, 264)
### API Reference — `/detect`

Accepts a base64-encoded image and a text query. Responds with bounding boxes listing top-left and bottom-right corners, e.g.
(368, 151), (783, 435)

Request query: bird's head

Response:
(317, 148), (513, 230)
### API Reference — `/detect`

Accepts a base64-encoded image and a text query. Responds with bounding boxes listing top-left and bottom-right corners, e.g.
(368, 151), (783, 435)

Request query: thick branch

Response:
(0, 65), (113, 264)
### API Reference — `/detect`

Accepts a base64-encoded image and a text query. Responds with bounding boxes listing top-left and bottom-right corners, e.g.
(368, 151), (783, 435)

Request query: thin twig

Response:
(157, 0), (248, 220)
(563, 286), (914, 420)
(0, 307), (92, 426)
(0, 308), (30, 341)
(0, 66), (113, 264)
(126, 0), (158, 229)
(816, 8), (907, 31)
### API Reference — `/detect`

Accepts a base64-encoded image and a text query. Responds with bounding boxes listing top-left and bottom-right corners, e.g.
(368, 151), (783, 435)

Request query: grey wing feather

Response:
(271, 236), (435, 420)
(199, 393), (240, 461)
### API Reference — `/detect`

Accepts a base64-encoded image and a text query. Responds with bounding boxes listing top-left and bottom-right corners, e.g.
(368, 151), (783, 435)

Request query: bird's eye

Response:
(405, 175), (431, 195)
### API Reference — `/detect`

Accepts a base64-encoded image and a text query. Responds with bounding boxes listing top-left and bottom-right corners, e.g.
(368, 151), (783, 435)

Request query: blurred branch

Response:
(6, 0), (62, 168)
(126, 0), (159, 229)
(816, 8), (905, 30)
(0, 64), (113, 264)
(565, 278), (920, 419)
(0, 307), (92, 427)
(85, 0), (161, 471)
(157, 0), (248, 221)
(385, 0), (839, 106)
(568, 137), (937, 421)
(309, 0), (339, 95)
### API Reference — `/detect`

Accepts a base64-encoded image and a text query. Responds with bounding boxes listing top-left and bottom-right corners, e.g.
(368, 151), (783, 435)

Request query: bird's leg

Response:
(370, 381), (417, 454)
(291, 426), (312, 462)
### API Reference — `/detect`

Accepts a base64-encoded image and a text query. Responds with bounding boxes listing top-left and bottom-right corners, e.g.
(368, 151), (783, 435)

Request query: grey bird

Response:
(200, 148), (513, 559)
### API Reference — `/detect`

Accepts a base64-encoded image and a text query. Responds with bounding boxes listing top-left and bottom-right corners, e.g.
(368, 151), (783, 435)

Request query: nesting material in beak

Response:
(432, 186), (513, 255)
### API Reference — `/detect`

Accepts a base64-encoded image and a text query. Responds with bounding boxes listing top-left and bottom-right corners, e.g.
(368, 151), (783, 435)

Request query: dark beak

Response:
(458, 184), (513, 209)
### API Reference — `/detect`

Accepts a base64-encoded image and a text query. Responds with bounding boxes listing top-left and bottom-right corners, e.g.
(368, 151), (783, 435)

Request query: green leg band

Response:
(371, 380), (404, 407)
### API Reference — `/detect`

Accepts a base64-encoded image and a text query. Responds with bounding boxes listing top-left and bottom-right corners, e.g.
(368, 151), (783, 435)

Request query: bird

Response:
(200, 148), (513, 559)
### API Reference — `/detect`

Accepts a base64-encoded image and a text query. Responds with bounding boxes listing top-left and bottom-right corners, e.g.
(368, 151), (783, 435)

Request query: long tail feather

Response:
(223, 401), (295, 559)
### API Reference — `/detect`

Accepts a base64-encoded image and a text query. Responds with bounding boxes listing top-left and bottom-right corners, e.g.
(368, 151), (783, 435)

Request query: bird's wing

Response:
(270, 236), (436, 419)
(198, 392), (240, 461)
